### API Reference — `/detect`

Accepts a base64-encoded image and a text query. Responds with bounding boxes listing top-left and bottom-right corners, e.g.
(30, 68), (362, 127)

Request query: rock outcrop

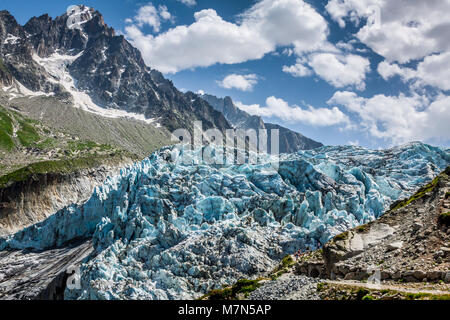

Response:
(298, 166), (450, 283)
(0, 163), (131, 236)
(1, 7), (232, 134)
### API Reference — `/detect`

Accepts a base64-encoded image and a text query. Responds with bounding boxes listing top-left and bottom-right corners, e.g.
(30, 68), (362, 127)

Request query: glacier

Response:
(0, 142), (448, 299)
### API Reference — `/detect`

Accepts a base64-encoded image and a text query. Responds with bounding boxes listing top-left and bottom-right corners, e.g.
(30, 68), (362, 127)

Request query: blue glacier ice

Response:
(0, 141), (448, 299)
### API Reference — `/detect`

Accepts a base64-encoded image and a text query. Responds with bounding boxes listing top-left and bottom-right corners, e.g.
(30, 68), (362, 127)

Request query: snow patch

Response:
(3, 34), (20, 45)
(32, 52), (160, 126)
(1, 80), (53, 100)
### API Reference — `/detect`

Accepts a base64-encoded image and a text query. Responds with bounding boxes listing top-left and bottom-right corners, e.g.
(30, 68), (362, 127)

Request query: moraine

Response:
(0, 142), (448, 299)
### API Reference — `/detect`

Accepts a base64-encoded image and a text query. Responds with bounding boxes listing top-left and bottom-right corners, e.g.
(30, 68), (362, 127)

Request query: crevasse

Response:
(0, 142), (448, 299)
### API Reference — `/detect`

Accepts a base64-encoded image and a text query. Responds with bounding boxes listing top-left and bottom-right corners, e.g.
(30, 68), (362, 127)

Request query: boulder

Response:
(386, 241), (403, 251)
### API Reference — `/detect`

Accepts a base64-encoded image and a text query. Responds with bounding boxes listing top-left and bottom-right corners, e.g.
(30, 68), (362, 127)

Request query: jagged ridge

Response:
(201, 94), (322, 153)
(0, 7), (231, 134)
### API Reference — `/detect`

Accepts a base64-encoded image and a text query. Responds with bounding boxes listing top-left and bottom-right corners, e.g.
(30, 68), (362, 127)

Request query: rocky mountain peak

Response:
(0, 8), (232, 134)
(24, 6), (114, 58)
(1, 7), (317, 147)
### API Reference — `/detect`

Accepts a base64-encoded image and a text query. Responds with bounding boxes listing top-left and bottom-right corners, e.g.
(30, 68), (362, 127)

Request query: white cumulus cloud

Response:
(236, 96), (350, 127)
(282, 60), (312, 77)
(126, 3), (173, 33)
(326, 0), (450, 64)
(378, 52), (450, 91)
(177, 0), (196, 6)
(125, 0), (329, 73)
(282, 52), (370, 90)
(217, 74), (259, 92)
(308, 53), (370, 90)
(328, 91), (450, 144)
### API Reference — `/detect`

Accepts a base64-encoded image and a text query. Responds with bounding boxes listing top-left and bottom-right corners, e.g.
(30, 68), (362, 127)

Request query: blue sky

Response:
(3, 0), (450, 148)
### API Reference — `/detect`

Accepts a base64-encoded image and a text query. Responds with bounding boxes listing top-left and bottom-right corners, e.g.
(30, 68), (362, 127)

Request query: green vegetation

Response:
(270, 255), (296, 280)
(356, 224), (369, 233)
(280, 255), (294, 268)
(406, 292), (450, 300)
(356, 288), (369, 300)
(334, 231), (349, 241)
(0, 105), (42, 150)
(68, 140), (114, 153)
(438, 212), (450, 226)
(231, 279), (262, 297)
(17, 120), (40, 147)
(0, 105), (137, 179)
(207, 288), (233, 300)
(0, 108), (14, 151)
(35, 137), (56, 149)
(201, 278), (263, 300)
(201, 255), (299, 300)
(0, 154), (125, 188)
(0, 57), (8, 73)
(431, 294), (450, 300)
(297, 248), (323, 263)
(316, 282), (327, 292)
(318, 282), (450, 300)
(406, 292), (431, 300)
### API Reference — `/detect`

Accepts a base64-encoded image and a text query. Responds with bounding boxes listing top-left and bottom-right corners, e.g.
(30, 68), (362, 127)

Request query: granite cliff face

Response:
(0, 11), (60, 94)
(201, 94), (322, 153)
(0, 163), (132, 236)
(0, 7), (231, 133)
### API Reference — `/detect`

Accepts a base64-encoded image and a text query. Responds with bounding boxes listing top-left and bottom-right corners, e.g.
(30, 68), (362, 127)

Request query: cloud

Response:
(326, 0), (450, 96)
(177, 0), (196, 6)
(377, 61), (414, 81)
(282, 52), (370, 90)
(125, 0), (370, 90)
(282, 60), (312, 77)
(217, 74), (259, 91)
(125, 0), (329, 73)
(415, 52), (450, 91)
(126, 3), (173, 33)
(378, 52), (450, 91)
(328, 91), (450, 144)
(236, 96), (350, 127)
(326, 0), (450, 63)
(308, 53), (370, 90)
(158, 5), (172, 21)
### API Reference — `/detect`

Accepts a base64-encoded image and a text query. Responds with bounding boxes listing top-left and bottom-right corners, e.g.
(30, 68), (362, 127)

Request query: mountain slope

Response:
(320, 166), (450, 282)
(201, 94), (323, 153)
(0, 103), (140, 235)
(0, 7), (232, 134)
